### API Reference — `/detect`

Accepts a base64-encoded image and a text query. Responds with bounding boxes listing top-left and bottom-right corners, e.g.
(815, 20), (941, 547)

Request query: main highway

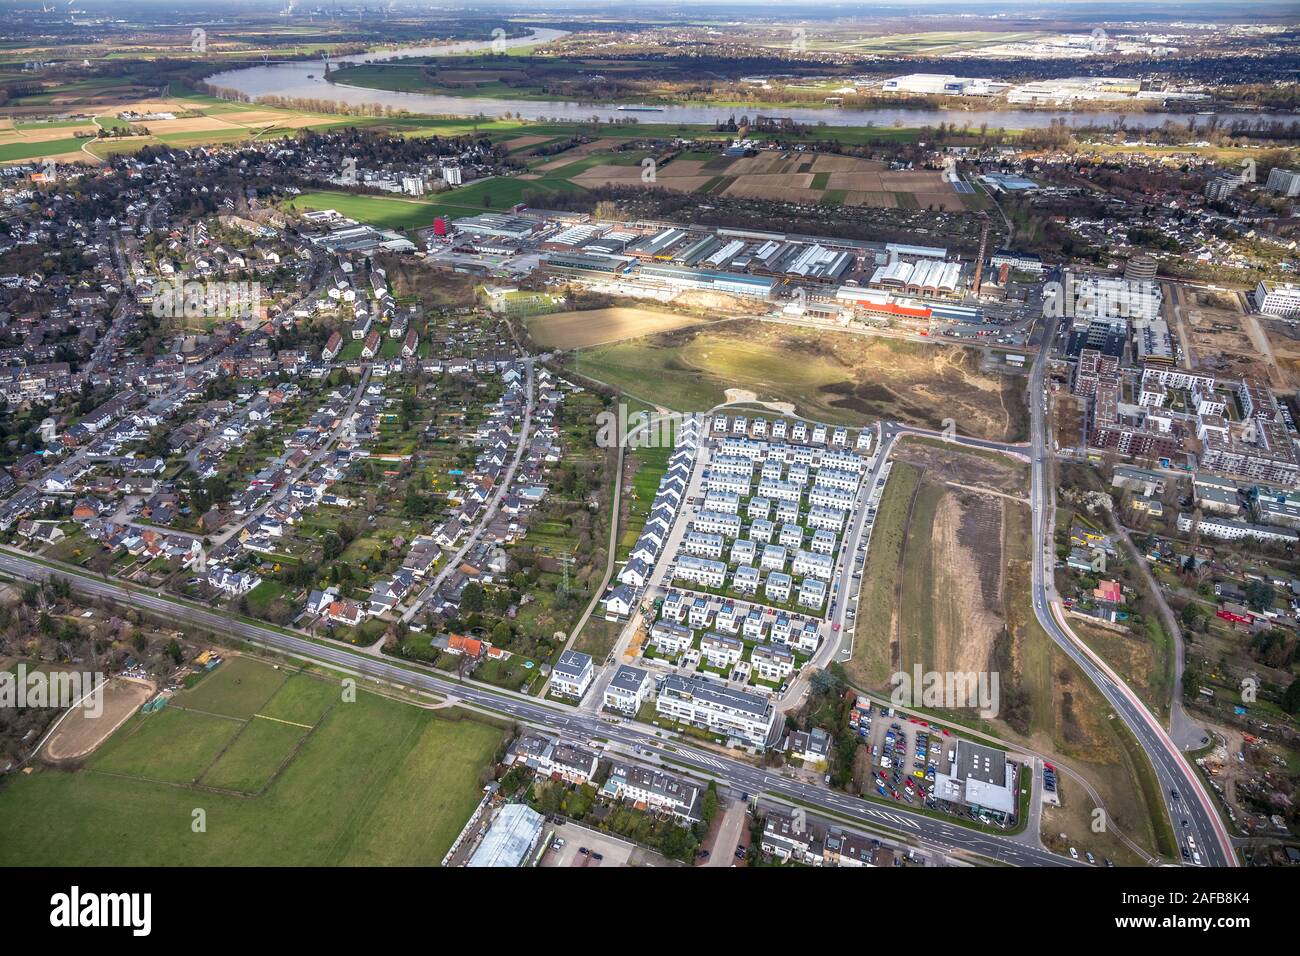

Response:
(0, 546), (1072, 867)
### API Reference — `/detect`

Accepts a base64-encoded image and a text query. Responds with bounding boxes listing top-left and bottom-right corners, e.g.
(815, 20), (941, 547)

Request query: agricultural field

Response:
(572, 321), (1027, 439)
(844, 441), (1169, 862)
(525, 306), (711, 350)
(750, 28), (1052, 57)
(566, 149), (970, 210)
(0, 85), (477, 165)
(0, 116), (98, 162)
(0, 655), (504, 865)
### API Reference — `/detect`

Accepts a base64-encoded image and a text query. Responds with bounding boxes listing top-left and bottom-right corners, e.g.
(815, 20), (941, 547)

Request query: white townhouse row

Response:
(703, 489), (741, 513)
(674, 554), (727, 588)
(658, 593), (822, 653)
(814, 468), (861, 493)
(610, 423), (702, 608)
(718, 436), (768, 461)
(693, 510), (742, 537)
(683, 530), (726, 559)
(747, 496), (772, 520)
(808, 485), (857, 511)
(707, 472), (751, 496)
(792, 549), (835, 581)
(712, 454), (756, 477)
(655, 674), (778, 749)
(1176, 512), (1297, 545)
(807, 506), (847, 532)
(757, 478), (804, 504)
(819, 449), (866, 474)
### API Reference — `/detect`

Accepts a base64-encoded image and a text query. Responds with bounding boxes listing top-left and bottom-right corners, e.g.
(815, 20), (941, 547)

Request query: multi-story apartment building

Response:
(655, 674), (778, 749)
(551, 650), (594, 699)
(752, 642), (795, 682)
(603, 664), (651, 715)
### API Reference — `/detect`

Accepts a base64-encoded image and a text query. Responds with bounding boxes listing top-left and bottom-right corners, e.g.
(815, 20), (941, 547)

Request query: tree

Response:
(460, 582), (485, 613)
(1283, 678), (1300, 716)
(165, 638), (183, 665)
(1180, 601), (1207, 632)
(1245, 579), (1275, 613)
(700, 781), (719, 825)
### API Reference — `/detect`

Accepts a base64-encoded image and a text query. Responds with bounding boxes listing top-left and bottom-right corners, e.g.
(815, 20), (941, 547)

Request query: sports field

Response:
(283, 190), (448, 230)
(0, 656), (503, 865)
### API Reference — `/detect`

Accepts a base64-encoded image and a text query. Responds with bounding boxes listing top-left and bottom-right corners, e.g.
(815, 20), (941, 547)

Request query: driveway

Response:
(703, 799), (748, 868)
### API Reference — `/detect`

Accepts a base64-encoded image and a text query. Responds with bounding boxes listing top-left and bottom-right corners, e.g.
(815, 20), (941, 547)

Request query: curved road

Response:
(1025, 314), (1235, 867)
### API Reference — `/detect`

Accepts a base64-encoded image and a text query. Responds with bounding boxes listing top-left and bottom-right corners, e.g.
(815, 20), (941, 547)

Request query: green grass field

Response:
(0, 657), (504, 865)
(200, 717), (306, 793)
(0, 137), (88, 162)
(284, 190), (448, 230)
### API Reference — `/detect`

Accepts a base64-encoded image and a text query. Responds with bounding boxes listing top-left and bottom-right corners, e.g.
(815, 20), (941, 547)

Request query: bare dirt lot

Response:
(1173, 285), (1283, 386)
(41, 677), (154, 763)
(1263, 318), (1300, 392)
(526, 306), (712, 349)
(885, 440), (1028, 682)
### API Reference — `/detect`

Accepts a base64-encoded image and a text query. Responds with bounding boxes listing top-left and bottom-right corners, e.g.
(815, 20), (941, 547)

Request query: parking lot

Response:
(538, 822), (682, 868)
(851, 704), (1002, 819)
(862, 710), (953, 809)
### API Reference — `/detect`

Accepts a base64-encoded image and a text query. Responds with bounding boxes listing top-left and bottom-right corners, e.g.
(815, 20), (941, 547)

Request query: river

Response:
(205, 28), (1297, 131)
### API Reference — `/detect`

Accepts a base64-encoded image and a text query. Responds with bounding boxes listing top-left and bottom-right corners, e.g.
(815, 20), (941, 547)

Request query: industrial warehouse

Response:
(428, 209), (1002, 334)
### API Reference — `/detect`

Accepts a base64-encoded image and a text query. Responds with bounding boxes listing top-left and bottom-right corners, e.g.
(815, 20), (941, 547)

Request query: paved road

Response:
(1101, 507), (1207, 751)
(1025, 313), (1235, 868)
(0, 547), (1076, 867)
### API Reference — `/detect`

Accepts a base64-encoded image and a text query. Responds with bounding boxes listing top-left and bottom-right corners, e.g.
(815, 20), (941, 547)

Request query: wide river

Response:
(207, 27), (1297, 130)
